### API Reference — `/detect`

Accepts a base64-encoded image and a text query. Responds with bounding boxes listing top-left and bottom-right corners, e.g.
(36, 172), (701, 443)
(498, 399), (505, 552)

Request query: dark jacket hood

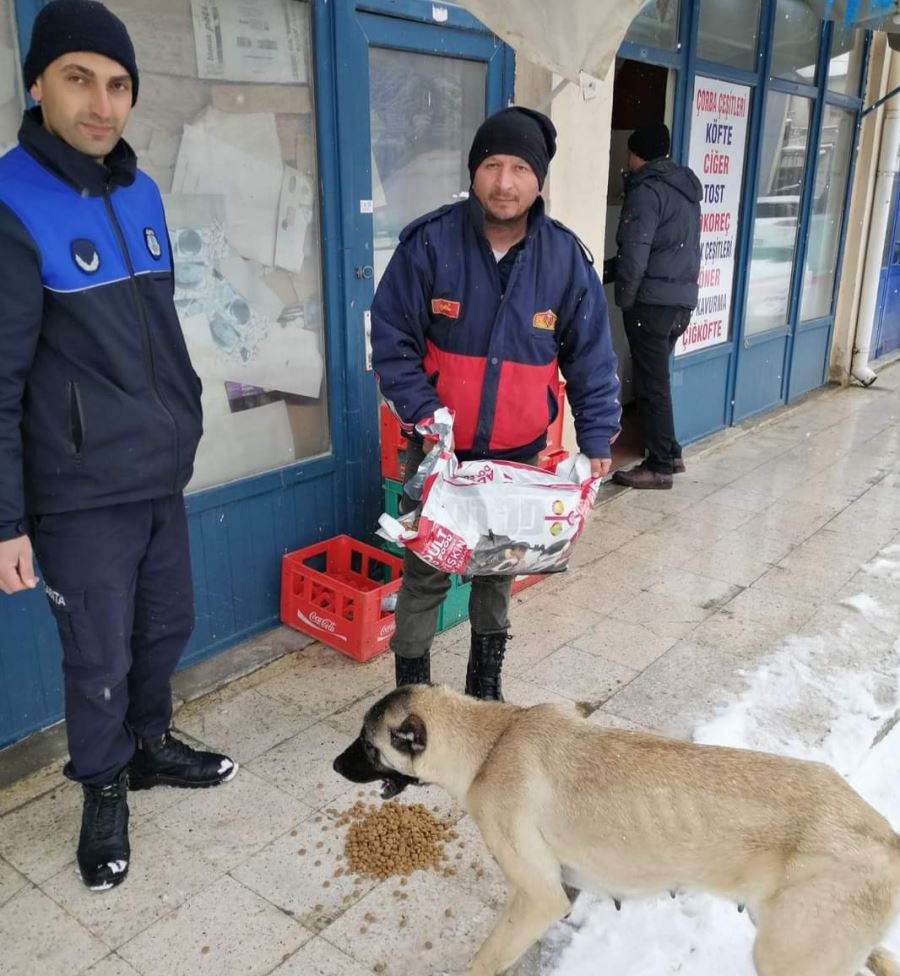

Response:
(627, 157), (702, 205)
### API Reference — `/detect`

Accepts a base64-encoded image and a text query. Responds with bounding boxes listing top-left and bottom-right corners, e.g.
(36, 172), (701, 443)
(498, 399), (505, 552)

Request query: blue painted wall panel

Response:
(672, 351), (731, 443)
(733, 336), (789, 421)
(789, 324), (831, 399)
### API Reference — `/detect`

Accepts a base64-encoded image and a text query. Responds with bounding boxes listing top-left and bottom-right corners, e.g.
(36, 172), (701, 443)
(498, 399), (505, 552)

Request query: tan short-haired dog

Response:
(334, 684), (900, 976)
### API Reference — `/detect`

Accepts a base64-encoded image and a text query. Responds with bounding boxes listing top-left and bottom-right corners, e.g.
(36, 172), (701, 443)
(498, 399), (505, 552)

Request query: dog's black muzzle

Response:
(332, 736), (418, 799)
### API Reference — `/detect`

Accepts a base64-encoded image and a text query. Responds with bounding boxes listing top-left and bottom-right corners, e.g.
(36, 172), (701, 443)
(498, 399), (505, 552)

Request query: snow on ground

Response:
(540, 544), (900, 976)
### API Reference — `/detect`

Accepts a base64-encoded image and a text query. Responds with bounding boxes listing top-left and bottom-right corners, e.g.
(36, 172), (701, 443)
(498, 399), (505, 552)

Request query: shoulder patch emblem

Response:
(533, 309), (558, 331)
(71, 239), (100, 275)
(144, 227), (162, 259)
(431, 298), (461, 319)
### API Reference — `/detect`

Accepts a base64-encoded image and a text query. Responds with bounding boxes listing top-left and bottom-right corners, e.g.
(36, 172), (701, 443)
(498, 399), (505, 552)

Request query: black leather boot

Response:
(465, 630), (510, 701)
(77, 768), (130, 891)
(395, 651), (431, 687)
(129, 732), (237, 790)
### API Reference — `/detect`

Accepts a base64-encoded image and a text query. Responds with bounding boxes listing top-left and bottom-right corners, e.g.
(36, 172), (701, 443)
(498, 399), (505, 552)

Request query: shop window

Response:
(624, 0), (679, 52)
(744, 92), (812, 336)
(369, 48), (486, 286)
(827, 28), (865, 96)
(697, 0), (761, 71)
(799, 106), (854, 322)
(0, 0), (21, 151)
(102, 0), (328, 491)
(771, 0), (821, 84)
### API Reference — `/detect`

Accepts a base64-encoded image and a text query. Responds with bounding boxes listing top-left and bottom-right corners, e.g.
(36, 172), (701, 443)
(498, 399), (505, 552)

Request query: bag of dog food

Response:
(377, 408), (600, 576)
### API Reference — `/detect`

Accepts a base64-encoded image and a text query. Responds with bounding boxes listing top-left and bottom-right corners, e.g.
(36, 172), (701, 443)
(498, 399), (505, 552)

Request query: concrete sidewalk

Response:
(2, 366), (899, 976)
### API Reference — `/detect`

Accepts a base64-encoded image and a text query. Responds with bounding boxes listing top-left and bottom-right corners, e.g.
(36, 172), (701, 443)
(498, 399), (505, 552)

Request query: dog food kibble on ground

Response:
(337, 800), (455, 880)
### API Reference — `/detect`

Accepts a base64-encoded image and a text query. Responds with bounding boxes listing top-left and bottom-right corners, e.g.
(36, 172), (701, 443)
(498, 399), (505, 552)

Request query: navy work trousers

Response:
(32, 495), (194, 786)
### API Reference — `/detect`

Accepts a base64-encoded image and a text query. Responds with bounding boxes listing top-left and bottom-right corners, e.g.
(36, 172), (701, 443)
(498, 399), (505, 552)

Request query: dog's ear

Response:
(390, 714), (427, 755)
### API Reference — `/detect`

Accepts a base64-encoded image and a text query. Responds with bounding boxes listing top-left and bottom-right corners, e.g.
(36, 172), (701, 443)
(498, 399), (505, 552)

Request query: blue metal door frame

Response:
(873, 170), (900, 358)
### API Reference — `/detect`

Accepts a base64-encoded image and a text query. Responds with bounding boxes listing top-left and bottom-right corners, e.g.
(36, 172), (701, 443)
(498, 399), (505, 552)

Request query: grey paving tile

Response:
(0, 857), (28, 908)
(152, 769), (311, 873)
(175, 686), (319, 764)
(519, 644), (638, 707)
(231, 810), (378, 933)
(245, 721), (369, 812)
(268, 937), (374, 976)
(722, 586), (819, 631)
(680, 545), (774, 588)
(608, 590), (712, 640)
(41, 821), (221, 949)
(253, 643), (394, 717)
(751, 561), (861, 601)
(319, 868), (495, 976)
(83, 955), (142, 976)
(569, 616), (680, 671)
(647, 571), (743, 612)
(117, 875), (309, 976)
(0, 781), (81, 883)
(602, 639), (774, 740)
(0, 885), (107, 976)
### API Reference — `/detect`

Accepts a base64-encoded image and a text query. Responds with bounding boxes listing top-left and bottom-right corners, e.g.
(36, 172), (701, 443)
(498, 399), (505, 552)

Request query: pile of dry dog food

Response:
(336, 798), (461, 880)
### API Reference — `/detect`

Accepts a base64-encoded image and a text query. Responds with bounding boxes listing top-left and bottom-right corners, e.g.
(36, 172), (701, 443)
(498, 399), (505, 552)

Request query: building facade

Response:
(0, 0), (895, 750)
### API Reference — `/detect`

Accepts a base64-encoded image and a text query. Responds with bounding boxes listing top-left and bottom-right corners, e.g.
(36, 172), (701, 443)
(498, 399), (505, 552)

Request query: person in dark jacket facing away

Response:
(605, 122), (702, 490)
(0, 0), (236, 892)
(372, 106), (621, 700)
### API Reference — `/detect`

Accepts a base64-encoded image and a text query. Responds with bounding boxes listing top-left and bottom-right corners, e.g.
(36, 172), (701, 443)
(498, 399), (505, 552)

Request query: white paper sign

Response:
(677, 77), (750, 357)
(191, 0), (308, 84)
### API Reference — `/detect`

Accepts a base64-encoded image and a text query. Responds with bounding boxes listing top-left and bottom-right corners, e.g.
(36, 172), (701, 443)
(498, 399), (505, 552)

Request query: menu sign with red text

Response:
(677, 77), (750, 357)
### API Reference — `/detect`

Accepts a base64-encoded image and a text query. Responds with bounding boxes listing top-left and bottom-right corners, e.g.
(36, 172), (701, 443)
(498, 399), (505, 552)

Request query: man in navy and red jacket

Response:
(371, 106), (621, 701)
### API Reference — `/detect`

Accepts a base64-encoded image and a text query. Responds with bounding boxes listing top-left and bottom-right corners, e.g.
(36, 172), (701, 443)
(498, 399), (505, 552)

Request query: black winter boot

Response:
(395, 651), (431, 687)
(129, 732), (237, 790)
(77, 768), (130, 891)
(465, 631), (510, 701)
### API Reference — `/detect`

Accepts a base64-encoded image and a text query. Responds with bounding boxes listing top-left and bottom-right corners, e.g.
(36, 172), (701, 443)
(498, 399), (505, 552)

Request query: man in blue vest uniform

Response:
(0, 0), (236, 892)
(372, 107), (621, 701)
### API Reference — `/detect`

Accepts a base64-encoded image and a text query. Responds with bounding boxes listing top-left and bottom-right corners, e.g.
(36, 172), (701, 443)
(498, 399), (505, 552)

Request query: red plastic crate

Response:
(280, 535), (403, 663)
(380, 403), (408, 481)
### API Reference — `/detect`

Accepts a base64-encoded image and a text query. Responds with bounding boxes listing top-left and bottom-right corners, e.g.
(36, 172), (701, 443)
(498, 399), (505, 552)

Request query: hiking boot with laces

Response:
(128, 732), (237, 790)
(78, 768), (130, 892)
(465, 630), (510, 701)
(395, 651), (431, 687)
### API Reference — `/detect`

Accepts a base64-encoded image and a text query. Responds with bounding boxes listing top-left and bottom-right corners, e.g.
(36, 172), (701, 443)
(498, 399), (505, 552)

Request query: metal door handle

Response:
(355, 265), (374, 280)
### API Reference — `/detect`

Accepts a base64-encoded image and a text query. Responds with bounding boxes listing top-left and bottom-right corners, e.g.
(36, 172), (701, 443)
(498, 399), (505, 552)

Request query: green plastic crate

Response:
(438, 574), (471, 633)
(381, 478), (404, 557)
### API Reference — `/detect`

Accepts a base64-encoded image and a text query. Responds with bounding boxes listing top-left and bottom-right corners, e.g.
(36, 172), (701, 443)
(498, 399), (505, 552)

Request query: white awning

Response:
(453, 0), (652, 82)
(454, 0), (900, 80)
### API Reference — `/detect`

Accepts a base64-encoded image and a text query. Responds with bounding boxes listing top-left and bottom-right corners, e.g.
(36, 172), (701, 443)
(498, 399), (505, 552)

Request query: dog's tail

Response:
(868, 947), (900, 976)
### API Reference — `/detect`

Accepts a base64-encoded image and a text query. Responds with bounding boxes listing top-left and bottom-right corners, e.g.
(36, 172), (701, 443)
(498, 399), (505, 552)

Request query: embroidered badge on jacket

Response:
(71, 239), (100, 274)
(532, 309), (558, 331)
(144, 227), (162, 259)
(431, 298), (461, 319)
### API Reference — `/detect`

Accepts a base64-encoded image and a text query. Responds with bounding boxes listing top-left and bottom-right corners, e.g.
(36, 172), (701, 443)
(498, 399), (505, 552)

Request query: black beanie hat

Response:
(627, 122), (670, 162)
(24, 0), (139, 105)
(468, 107), (557, 190)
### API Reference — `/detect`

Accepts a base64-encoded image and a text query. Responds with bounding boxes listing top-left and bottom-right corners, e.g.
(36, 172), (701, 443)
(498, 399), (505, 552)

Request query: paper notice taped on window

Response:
(190, 0), (308, 84)
(275, 165), (314, 275)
